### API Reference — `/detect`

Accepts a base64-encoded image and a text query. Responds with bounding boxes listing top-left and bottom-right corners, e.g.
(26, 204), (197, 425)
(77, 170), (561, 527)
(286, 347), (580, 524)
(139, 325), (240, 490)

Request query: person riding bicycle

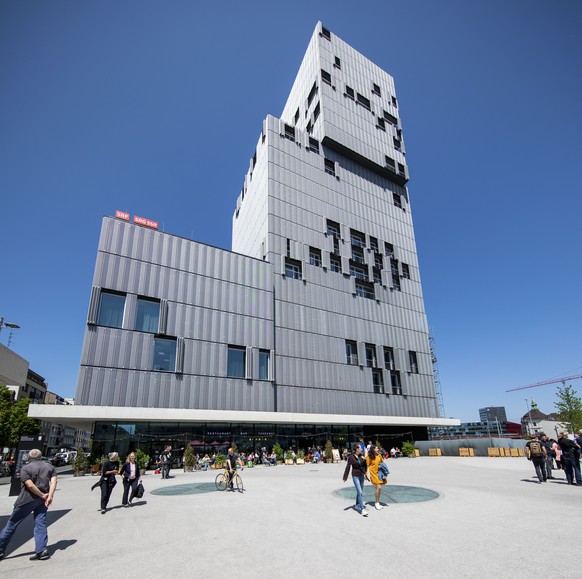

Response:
(225, 448), (242, 491)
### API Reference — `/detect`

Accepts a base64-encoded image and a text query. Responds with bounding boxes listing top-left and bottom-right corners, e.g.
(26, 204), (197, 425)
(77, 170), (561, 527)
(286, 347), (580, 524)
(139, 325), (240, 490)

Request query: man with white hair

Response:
(0, 449), (57, 561)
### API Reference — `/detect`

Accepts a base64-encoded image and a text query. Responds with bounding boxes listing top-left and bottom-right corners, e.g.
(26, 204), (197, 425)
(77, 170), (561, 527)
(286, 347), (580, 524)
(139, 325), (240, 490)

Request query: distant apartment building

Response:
(479, 406), (507, 424)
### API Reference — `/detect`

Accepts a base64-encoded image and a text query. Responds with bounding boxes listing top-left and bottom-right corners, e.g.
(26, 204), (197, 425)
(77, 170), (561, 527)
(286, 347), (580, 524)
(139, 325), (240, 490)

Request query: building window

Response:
(321, 69), (332, 86)
(350, 229), (366, 249)
(136, 297), (160, 333)
(383, 110), (398, 126)
(356, 93), (371, 110)
(285, 258), (302, 280)
(324, 158), (335, 176)
(369, 236), (379, 253)
(393, 137), (402, 151)
(401, 263), (410, 279)
(307, 82), (318, 107)
(351, 246), (365, 265)
(372, 370), (384, 393)
(350, 264), (367, 280)
(384, 242), (394, 257)
(391, 259), (401, 291)
(390, 371), (402, 395)
(391, 96), (398, 107)
(309, 247), (322, 267)
(393, 192), (402, 209)
(372, 83), (381, 96)
(355, 280), (375, 299)
(345, 85), (354, 100)
(306, 121), (313, 134)
(374, 254), (383, 269)
(294, 108), (300, 124)
(227, 346), (246, 378)
(284, 124), (295, 142)
(398, 162), (405, 175)
(377, 117), (386, 131)
(153, 337), (176, 372)
(313, 102), (320, 122)
(385, 156), (396, 171)
(321, 26), (331, 40)
(330, 255), (341, 272)
(259, 350), (270, 380)
(326, 219), (340, 238)
(373, 270), (382, 285)
(345, 340), (358, 365)
(384, 347), (395, 371)
(409, 351), (419, 374)
(309, 137), (319, 153)
(334, 56), (341, 69)
(97, 291), (125, 328)
(365, 343), (377, 368)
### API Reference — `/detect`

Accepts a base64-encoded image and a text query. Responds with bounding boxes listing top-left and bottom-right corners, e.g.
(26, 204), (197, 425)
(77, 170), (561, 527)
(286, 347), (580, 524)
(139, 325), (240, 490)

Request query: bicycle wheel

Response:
(234, 473), (244, 493)
(215, 473), (228, 491)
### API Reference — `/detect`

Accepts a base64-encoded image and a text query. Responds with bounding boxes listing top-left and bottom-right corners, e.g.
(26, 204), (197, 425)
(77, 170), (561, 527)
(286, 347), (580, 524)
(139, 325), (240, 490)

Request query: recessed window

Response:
(330, 255), (341, 272)
(345, 85), (354, 100)
(370, 236), (379, 253)
(383, 110), (398, 126)
(401, 263), (410, 279)
(345, 340), (358, 365)
(136, 297), (160, 333)
(97, 291), (125, 329)
(334, 56), (341, 69)
(390, 371), (402, 395)
(365, 343), (377, 368)
(384, 242), (394, 257)
(324, 158), (335, 176)
(398, 162), (405, 175)
(153, 337), (176, 372)
(313, 102), (320, 122)
(374, 254), (383, 269)
(391, 259), (401, 291)
(377, 117), (386, 131)
(372, 83), (381, 96)
(284, 124), (295, 142)
(321, 26), (331, 41)
(409, 351), (419, 374)
(356, 93), (371, 110)
(350, 229), (366, 248)
(284, 258), (302, 280)
(372, 370), (384, 393)
(306, 121), (313, 134)
(373, 270), (382, 285)
(309, 247), (322, 267)
(393, 137), (402, 151)
(326, 219), (340, 238)
(321, 69), (332, 86)
(391, 96), (398, 108)
(227, 346), (246, 378)
(393, 192), (402, 209)
(309, 137), (319, 153)
(294, 108), (300, 124)
(384, 347), (395, 371)
(385, 156), (396, 171)
(355, 280), (375, 299)
(350, 263), (367, 280)
(259, 349), (270, 380)
(307, 82), (318, 107)
(351, 246), (365, 265)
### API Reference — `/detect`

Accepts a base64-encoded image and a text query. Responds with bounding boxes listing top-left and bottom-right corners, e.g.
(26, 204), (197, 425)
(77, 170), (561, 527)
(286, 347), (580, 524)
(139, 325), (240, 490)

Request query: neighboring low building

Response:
(429, 421), (522, 439)
(521, 409), (569, 438)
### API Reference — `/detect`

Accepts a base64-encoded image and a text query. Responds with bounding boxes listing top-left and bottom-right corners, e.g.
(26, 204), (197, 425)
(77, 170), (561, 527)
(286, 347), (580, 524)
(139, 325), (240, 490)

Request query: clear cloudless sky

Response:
(1, 0), (581, 423)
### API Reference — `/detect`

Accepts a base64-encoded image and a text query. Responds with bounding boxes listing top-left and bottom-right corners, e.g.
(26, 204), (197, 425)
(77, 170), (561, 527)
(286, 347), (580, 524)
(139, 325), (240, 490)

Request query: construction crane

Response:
(506, 374), (582, 392)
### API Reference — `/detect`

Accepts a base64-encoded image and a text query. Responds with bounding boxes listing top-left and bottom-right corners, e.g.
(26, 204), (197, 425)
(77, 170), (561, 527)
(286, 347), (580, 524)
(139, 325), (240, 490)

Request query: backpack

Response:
(529, 441), (543, 458)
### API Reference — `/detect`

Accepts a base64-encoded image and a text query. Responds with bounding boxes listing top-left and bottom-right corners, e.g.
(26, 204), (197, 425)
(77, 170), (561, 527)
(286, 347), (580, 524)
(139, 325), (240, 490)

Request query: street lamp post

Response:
(525, 398), (533, 436)
(0, 317), (21, 349)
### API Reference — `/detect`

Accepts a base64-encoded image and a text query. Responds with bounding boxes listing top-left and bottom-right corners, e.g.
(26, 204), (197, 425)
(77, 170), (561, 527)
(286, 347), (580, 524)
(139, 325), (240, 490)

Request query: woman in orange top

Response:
(366, 445), (386, 510)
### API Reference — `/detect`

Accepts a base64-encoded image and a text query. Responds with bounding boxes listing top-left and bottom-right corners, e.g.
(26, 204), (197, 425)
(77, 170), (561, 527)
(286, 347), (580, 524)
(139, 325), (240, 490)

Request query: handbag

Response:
(136, 482), (145, 498)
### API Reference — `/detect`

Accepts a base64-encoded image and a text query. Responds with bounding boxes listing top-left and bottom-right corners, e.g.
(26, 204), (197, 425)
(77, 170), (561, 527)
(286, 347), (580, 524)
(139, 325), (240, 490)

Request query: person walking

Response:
(557, 432), (582, 485)
(159, 446), (173, 479)
(99, 452), (120, 513)
(120, 452), (141, 507)
(0, 449), (57, 561)
(343, 443), (369, 516)
(365, 445), (387, 510)
(539, 434), (555, 480)
(525, 434), (547, 483)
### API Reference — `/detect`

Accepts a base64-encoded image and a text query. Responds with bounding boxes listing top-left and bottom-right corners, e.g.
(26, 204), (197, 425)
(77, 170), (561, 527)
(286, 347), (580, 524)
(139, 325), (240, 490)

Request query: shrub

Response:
(402, 441), (416, 457)
(273, 443), (284, 463)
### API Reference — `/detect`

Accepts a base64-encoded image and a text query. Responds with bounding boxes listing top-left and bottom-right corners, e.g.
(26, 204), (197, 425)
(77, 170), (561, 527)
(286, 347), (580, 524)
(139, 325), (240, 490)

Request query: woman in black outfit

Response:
(120, 452), (141, 507)
(100, 452), (120, 514)
(343, 443), (370, 516)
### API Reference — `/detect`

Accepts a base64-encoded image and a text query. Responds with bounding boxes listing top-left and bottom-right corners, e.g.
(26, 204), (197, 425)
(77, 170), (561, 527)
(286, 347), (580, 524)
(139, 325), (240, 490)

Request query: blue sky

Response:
(1, 0), (580, 423)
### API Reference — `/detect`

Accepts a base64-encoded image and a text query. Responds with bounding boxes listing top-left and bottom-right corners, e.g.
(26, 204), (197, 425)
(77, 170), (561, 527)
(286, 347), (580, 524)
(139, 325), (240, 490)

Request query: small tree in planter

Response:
(324, 440), (333, 463)
(183, 445), (196, 472)
(284, 450), (295, 464)
(214, 454), (226, 469)
(273, 443), (284, 464)
(402, 441), (416, 457)
(296, 449), (305, 464)
(73, 447), (89, 476)
(134, 449), (150, 472)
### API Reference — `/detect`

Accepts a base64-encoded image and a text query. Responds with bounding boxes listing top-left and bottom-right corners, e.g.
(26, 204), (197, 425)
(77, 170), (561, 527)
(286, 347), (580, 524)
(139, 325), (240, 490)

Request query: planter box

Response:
(459, 448), (474, 457)
(428, 448), (442, 457)
(296, 458), (305, 464)
(487, 448), (500, 457)
(284, 459), (294, 465)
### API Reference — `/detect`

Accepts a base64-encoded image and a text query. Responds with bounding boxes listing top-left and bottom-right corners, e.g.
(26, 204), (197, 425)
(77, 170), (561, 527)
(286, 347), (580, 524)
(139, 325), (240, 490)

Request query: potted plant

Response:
(73, 447), (89, 477)
(213, 453), (226, 469)
(134, 449), (150, 473)
(183, 445), (196, 472)
(402, 441), (416, 457)
(296, 449), (305, 464)
(324, 440), (333, 463)
(273, 443), (284, 464)
(284, 450), (295, 465)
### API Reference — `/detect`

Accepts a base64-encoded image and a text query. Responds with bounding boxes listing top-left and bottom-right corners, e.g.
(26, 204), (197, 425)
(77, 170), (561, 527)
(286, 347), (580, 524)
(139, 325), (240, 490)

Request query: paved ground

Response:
(0, 457), (579, 578)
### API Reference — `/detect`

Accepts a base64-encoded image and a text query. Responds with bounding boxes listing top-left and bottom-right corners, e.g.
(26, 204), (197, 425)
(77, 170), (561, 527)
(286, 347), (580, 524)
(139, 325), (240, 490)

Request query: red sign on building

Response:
(115, 210), (130, 221)
(133, 215), (159, 230)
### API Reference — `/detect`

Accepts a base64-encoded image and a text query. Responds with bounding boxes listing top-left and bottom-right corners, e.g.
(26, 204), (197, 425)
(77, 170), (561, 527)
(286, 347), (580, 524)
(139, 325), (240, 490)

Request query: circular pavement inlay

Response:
(150, 482), (216, 496)
(334, 484), (439, 504)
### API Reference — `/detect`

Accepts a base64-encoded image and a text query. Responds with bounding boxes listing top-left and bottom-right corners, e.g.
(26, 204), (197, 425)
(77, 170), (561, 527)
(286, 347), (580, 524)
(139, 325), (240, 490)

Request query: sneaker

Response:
(101, 508), (106, 514)
(30, 550), (50, 561)
(0, 551), (4, 561)
(361, 510), (368, 517)
(375, 503), (383, 510)
(123, 504), (129, 508)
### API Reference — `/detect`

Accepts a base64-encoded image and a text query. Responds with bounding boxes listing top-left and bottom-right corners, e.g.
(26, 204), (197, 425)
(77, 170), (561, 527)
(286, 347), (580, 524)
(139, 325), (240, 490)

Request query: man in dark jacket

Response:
(525, 434), (547, 483)
(558, 432), (582, 485)
(539, 434), (555, 480)
(0, 449), (57, 561)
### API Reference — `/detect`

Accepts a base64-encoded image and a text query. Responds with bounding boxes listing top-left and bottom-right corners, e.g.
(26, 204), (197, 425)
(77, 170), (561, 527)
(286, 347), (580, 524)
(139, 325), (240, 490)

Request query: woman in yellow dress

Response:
(365, 445), (386, 510)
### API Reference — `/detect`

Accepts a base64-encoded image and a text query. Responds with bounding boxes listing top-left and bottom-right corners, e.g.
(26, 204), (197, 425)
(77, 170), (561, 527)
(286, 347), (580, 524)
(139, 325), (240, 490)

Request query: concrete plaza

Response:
(0, 456), (579, 578)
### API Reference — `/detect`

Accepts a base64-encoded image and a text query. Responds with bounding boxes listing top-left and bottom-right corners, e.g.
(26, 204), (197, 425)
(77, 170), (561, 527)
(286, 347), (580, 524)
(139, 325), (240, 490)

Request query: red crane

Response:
(506, 374), (582, 392)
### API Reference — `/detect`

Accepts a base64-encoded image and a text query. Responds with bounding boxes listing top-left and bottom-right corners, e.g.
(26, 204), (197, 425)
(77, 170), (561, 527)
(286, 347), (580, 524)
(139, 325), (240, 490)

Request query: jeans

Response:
(544, 456), (554, 478)
(531, 458), (546, 482)
(161, 463), (171, 478)
(0, 498), (48, 555)
(122, 478), (139, 505)
(352, 476), (365, 513)
(562, 455), (582, 484)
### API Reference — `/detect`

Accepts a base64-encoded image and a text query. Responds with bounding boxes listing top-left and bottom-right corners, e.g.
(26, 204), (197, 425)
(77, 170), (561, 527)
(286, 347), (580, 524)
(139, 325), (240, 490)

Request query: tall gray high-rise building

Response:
(30, 23), (458, 455)
(479, 407), (507, 423)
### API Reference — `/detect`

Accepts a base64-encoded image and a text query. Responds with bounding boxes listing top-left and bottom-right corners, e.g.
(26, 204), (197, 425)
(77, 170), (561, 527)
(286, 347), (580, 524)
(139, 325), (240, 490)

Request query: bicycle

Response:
(215, 467), (244, 492)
